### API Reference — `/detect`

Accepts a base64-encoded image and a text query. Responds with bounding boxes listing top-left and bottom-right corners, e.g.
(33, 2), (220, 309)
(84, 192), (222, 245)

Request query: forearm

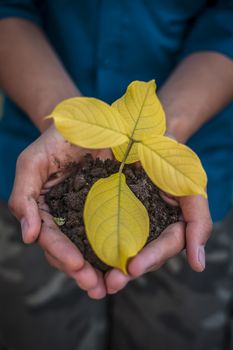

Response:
(0, 18), (79, 132)
(158, 52), (233, 143)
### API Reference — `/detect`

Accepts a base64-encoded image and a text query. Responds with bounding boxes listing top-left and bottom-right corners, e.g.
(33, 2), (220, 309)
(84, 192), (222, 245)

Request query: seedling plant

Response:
(49, 80), (207, 273)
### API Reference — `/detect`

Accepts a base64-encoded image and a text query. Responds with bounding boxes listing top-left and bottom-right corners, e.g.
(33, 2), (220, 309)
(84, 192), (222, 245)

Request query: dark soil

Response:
(45, 155), (181, 272)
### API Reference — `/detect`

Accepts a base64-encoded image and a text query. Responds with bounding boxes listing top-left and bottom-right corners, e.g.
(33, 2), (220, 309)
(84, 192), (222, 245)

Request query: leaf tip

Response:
(148, 79), (157, 90)
(118, 257), (129, 275)
(201, 190), (208, 199)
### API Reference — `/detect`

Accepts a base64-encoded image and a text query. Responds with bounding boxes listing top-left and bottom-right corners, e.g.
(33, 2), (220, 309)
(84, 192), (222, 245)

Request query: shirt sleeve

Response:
(179, 0), (233, 60)
(0, 0), (41, 26)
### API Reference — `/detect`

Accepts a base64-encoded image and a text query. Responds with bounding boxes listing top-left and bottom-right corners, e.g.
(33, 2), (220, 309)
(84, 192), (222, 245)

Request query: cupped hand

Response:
(9, 124), (112, 299)
(105, 133), (212, 294)
(9, 125), (213, 298)
(105, 194), (213, 294)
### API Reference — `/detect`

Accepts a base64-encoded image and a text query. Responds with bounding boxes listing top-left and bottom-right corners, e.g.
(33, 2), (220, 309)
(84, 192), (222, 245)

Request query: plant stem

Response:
(119, 139), (134, 175)
(116, 138), (134, 257)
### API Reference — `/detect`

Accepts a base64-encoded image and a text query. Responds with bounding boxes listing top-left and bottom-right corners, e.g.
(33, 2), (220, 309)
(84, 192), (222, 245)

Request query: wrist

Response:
(158, 90), (193, 144)
(165, 116), (191, 144)
(158, 91), (199, 144)
(33, 86), (80, 133)
(158, 52), (233, 144)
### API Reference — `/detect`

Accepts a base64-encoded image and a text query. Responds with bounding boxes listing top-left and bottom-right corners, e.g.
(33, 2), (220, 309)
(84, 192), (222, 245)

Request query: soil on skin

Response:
(45, 155), (181, 272)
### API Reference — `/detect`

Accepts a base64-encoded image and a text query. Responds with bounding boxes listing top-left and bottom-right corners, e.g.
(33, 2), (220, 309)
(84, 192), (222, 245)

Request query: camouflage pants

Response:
(0, 200), (233, 350)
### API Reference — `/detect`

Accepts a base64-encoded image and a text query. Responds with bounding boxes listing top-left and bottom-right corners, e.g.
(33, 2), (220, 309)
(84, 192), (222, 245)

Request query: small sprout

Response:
(50, 80), (207, 273)
(53, 217), (66, 226)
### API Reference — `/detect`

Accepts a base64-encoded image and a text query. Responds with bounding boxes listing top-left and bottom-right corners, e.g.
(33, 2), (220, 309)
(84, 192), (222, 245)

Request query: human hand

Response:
(102, 133), (209, 292)
(9, 124), (112, 299)
(105, 193), (213, 294)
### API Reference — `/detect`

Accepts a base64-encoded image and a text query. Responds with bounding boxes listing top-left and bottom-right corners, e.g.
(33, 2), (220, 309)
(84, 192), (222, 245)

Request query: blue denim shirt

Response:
(0, 0), (233, 222)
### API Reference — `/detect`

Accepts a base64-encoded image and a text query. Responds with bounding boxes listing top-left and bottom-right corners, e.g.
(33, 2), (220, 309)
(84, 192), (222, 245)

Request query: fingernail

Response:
(108, 289), (118, 294)
(146, 265), (159, 273)
(198, 246), (206, 270)
(20, 218), (29, 242)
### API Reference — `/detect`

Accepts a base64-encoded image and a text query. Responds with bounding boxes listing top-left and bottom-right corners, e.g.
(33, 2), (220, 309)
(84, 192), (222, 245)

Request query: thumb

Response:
(8, 150), (45, 243)
(179, 196), (213, 272)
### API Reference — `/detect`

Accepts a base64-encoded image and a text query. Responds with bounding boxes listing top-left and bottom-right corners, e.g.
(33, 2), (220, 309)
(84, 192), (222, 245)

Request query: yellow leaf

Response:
(51, 97), (130, 149)
(84, 173), (150, 273)
(113, 80), (166, 139)
(112, 80), (166, 163)
(138, 136), (207, 198)
(112, 142), (139, 164)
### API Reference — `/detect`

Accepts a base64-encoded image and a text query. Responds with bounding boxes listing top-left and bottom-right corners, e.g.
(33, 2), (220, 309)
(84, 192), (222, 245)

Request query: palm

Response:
(105, 195), (212, 294)
(9, 125), (112, 299)
(10, 125), (211, 298)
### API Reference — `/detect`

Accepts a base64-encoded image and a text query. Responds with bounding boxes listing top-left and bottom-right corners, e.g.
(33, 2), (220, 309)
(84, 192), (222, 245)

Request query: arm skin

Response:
(159, 52), (233, 143)
(0, 18), (79, 131)
(1, 18), (232, 297)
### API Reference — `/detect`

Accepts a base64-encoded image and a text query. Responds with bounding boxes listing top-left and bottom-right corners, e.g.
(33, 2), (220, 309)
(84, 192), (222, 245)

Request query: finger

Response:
(69, 261), (99, 290)
(43, 168), (73, 189)
(8, 150), (45, 243)
(45, 250), (100, 293)
(180, 196), (213, 272)
(44, 251), (65, 272)
(87, 270), (107, 299)
(159, 191), (180, 207)
(128, 222), (186, 277)
(38, 208), (84, 272)
(95, 148), (113, 160)
(39, 190), (103, 293)
(45, 249), (100, 292)
(105, 269), (132, 294)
